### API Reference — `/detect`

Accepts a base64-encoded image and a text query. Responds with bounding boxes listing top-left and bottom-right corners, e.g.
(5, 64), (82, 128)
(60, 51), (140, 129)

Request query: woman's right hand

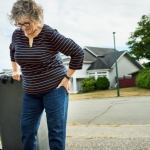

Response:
(12, 71), (21, 81)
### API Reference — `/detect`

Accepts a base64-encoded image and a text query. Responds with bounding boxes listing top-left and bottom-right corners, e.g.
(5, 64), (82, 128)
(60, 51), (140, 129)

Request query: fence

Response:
(115, 76), (136, 88)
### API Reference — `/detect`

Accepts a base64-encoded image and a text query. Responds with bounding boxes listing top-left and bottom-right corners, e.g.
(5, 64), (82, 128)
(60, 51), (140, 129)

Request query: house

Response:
(62, 46), (144, 93)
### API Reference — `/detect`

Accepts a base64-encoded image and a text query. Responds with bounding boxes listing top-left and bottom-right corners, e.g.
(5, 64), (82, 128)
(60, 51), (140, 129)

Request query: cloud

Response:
(0, 0), (150, 70)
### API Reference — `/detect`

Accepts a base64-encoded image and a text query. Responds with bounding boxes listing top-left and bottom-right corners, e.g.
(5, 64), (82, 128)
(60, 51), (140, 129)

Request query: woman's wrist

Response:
(66, 68), (76, 78)
(64, 74), (70, 80)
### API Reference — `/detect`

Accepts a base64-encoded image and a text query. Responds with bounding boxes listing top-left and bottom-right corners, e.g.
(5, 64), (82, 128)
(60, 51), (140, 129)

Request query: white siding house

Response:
(62, 46), (144, 93)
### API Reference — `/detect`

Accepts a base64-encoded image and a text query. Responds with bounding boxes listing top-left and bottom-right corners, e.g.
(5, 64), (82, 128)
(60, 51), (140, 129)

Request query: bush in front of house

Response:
(136, 68), (150, 89)
(96, 76), (110, 90)
(81, 77), (96, 92)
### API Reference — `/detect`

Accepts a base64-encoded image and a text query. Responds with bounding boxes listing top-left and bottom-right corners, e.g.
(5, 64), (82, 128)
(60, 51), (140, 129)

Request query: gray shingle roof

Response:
(83, 49), (97, 62)
(62, 46), (126, 70)
(62, 46), (144, 71)
(87, 51), (125, 70)
(85, 46), (117, 57)
(83, 46), (120, 62)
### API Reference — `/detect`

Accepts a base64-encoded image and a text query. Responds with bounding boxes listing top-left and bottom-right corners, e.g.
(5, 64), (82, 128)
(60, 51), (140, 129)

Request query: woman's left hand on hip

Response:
(56, 77), (71, 94)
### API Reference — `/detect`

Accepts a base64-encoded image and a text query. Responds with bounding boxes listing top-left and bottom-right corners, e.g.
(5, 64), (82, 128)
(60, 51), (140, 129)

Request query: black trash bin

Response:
(0, 73), (49, 150)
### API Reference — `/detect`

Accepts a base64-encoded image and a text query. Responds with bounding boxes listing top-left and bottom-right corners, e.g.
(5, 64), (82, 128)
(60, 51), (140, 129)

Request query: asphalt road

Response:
(67, 96), (150, 124)
(66, 96), (150, 150)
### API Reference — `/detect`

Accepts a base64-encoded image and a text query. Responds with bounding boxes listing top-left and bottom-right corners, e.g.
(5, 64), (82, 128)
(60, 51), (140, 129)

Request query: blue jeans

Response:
(20, 86), (69, 150)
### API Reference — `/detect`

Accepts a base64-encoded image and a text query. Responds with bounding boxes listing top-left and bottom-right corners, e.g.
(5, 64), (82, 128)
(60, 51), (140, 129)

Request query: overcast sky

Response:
(0, 0), (150, 71)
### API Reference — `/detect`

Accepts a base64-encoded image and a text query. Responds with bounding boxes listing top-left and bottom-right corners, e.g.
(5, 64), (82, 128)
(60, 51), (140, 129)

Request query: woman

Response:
(8, 0), (84, 150)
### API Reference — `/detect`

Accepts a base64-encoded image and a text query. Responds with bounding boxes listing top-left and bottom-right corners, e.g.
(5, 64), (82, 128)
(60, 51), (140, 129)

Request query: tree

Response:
(126, 14), (150, 67)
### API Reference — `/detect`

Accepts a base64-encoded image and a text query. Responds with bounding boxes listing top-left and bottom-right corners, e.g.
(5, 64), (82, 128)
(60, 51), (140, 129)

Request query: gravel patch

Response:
(66, 137), (150, 150)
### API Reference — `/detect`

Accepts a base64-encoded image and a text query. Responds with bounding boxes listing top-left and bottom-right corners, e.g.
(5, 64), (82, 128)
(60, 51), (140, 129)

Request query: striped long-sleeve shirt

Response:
(10, 24), (84, 94)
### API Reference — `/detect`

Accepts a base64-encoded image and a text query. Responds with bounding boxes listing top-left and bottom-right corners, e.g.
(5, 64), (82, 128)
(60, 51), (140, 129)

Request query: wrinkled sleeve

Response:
(51, 29), (84, 70)
(10, 31), (16, 62)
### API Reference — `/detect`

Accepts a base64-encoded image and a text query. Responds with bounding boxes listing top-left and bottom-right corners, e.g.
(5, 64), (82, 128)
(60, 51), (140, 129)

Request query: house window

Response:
(97, 72), (107, 78)
(88, 73), (95, 77)
(97, 72), (107, 74)
(97, 75), (107, 77)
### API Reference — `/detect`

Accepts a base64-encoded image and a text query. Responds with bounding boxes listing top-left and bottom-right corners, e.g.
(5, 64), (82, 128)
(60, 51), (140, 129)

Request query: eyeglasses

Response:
(14, 22), (30, 28)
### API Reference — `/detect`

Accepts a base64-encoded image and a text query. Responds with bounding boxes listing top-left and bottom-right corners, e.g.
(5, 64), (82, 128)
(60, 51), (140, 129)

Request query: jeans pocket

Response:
(56, 86), (68, 94)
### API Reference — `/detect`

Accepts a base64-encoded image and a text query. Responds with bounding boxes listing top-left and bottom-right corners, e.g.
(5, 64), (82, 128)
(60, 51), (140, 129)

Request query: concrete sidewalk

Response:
(1, 124), (150, 150)
(66, 124), (150, 138)
(66, 124), (150, 150)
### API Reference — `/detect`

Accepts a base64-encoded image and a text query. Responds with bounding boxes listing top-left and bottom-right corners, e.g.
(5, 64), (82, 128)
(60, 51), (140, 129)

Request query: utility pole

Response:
(113, 32), (120, 96)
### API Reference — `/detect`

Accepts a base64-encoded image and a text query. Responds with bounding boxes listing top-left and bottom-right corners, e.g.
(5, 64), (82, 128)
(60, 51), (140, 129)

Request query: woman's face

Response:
(16, 17), (38, 35)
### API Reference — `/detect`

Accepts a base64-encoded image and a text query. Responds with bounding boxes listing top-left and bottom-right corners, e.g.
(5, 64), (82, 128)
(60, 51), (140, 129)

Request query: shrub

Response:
(96, 76), (110, 90)
(81, 77), (96, 92)
(136, 68), (150, 89)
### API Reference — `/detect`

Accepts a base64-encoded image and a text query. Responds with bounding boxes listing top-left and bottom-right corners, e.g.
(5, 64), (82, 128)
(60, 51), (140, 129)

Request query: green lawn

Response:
(69, 87), (150, 100)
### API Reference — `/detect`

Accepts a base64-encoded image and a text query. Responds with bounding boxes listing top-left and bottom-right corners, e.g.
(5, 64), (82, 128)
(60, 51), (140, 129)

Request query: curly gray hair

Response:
(8, 0), (44, 25)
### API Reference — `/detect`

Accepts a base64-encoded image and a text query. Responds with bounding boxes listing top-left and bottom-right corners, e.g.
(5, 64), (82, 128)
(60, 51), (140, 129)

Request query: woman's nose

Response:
(22, 26), (27, 30)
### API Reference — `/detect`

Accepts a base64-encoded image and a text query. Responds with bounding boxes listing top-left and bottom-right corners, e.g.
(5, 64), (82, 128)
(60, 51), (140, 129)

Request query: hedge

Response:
(136, 68), (150, 89)
(96, 76), (110, 90)
(81, 77), (96, 92)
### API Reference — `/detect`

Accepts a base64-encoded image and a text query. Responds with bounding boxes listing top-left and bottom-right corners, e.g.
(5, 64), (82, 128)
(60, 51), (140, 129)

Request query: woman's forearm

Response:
(11, 61), (21, 81)
(66, 68), (76, 77)
(11, 61), (20, 72)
